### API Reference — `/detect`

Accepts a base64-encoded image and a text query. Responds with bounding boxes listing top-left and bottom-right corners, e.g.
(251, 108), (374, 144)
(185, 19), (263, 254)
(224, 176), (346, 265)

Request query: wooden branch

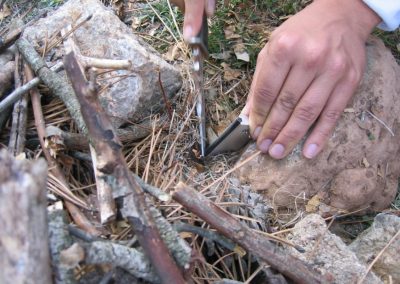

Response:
(48, 210), (77, 284)
(63, 51), (185, 284)
(172, 182), (327, 284)
(81, 241), (159, 283)
(0, 61), (14, 98)
(90, 144), (116, 224)
(17, 38), (88, 135)
(0, 150), (52, 284)
(0, 61), (63, 113)
(26, 64), (101, 237)
(8, 52), (28, 156)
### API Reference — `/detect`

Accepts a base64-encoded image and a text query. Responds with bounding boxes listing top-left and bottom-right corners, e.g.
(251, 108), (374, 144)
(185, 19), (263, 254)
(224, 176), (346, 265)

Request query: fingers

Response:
(205, 0), (215, 16)
(302, 70), (361, 158)
(182, 0), (206, 40)
(267, 67), (343, 159)
(256, 65), (316, 152)
(248, 44), (291, 140)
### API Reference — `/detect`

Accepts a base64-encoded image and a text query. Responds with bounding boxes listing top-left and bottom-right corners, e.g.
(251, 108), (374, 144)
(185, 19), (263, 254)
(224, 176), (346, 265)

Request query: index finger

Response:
(248, 44), (291, 139)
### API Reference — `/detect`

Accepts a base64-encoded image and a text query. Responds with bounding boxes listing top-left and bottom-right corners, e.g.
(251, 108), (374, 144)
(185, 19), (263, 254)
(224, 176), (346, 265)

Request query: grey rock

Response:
(287, 214), (382, 284)
(236, 37), (400, 215)
(22, 0), (182, 127)
(350, 213), (400, 282)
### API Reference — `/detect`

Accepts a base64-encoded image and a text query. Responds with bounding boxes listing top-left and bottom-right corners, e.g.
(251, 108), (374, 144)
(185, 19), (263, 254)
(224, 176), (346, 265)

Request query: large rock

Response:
(236, 37), (400, 214)
(287, 214), (382, 284)
(22, 0), (182, 127)
(350, 213), (400, 282)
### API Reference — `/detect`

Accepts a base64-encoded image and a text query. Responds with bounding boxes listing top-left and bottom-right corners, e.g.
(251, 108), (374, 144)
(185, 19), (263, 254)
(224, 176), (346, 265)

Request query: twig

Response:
(8, 52), (28, 156)
(63, 51), (186, 284)
(0, 61), (63, 113)
(26, 64), (101, 237)
(357, 228), (400, 284)
(174, 222), (245, 256)
(17, 38), (87, 135)
(133, 174), (171, 202)
(172, 182), (326, 284)
(159, 70), (173, 120)
(365, 110), (395, 137)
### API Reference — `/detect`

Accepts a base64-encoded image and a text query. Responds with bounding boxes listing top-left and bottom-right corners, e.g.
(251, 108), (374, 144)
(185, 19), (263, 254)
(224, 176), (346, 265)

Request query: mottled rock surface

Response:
(350, 213), (400, 282)
(287, 214), (382, 284)
(22, 0), (182, 127)
(236, 37), (400, 214)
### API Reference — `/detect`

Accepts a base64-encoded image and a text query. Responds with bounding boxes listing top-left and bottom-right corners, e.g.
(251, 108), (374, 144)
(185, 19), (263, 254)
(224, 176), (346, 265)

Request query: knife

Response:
(189, 14), (208, 158)
(206, 114), (251, 156)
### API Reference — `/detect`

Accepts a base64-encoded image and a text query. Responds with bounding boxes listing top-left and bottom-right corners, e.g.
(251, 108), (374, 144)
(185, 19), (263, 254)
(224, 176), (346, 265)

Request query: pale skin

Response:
(171, 0), (381, 159)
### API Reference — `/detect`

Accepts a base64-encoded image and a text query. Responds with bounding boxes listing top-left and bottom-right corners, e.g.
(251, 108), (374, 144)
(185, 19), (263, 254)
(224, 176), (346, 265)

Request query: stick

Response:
(26, 64), (101, 237)
(63, 52), (185, 284)
(8, 52), (28, 156)
(0, 61), (63, 113)
(172, 182), (326, 284)
(0, 151), (52, 284)
(17, 38), (87, 135)
(48, 210), (77, 284)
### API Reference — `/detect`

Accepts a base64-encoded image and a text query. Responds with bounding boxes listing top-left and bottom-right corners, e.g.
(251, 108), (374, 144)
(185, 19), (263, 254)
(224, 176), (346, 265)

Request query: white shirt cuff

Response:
(363, 0), (400, 31)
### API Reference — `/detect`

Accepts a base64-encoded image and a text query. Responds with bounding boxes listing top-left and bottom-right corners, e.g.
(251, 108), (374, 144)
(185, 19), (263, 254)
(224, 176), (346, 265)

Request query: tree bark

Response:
(0, 150), (52, 284)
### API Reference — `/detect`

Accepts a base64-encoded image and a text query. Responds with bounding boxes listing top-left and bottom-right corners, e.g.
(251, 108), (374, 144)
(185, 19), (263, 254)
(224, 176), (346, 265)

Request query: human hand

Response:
(169, 0), (215, 41)
(244, 0), (380, 159)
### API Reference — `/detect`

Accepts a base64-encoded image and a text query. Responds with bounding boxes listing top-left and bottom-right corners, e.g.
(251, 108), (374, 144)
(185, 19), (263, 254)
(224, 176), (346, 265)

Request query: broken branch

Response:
(63, 51), (185, 284)
(172, 182), (326, 284)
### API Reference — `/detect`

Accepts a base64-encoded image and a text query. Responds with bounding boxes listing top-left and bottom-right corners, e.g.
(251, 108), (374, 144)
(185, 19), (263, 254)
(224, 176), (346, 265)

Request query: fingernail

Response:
(269, 144), (285, 159)
(183, 25), (193, 41)
(259, 139), (272, 153)
(253, 126), (262, 139)
(304, 143), (318, 159)
(207, 1), (215, 15)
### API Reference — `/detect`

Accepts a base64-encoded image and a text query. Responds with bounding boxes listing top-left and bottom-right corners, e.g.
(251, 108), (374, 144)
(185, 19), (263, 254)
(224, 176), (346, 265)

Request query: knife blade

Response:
(206, 114), (251, 156)
(189, 14), (208, 158)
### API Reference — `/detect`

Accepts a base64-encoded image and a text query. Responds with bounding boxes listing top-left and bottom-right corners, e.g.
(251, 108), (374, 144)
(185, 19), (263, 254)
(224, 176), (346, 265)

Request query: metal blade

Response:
(206, 114), (250, 156)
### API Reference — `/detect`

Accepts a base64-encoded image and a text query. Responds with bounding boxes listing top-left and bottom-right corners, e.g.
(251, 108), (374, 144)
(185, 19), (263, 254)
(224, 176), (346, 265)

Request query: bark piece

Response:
(0, 150), (52, 284)
(48, 210), (76, 284)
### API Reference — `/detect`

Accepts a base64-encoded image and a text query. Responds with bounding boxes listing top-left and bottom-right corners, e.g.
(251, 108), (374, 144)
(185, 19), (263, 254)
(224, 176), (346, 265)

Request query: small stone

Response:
(350, 213), (400, 282)
(287, 214), (382, 284)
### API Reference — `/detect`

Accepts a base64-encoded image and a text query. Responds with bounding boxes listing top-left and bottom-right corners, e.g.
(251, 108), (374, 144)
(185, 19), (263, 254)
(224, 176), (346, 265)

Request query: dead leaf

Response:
(164, 43), (179, 61)
(0, 5), (11, 20)
(131, 16), (142, 30)
(233, 42), (250, 62)
(221, 62), (241, 81)
(305, 195), (321, 213)
(210, 51), (231, 60)
(224, 25), (241, 40)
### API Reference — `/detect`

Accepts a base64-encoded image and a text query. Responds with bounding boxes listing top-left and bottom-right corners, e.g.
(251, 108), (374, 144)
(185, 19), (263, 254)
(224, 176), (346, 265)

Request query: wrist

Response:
(314, 0), (381, 40)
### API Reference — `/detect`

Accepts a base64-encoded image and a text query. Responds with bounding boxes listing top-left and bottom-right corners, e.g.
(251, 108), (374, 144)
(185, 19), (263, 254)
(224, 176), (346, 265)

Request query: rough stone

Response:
(22, 0), (182, 127)
(350, 213), (400, 282)
(236, 37), (400, 214)
(287, 214), (382, 284)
